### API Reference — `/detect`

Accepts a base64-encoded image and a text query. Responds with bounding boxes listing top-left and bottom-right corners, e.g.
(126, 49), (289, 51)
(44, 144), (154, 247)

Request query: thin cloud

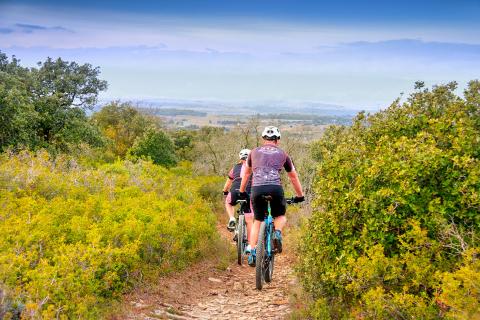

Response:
(15, 23), (47, 31)
(309, 39), (480, 59)
(14, 23), (75, 33)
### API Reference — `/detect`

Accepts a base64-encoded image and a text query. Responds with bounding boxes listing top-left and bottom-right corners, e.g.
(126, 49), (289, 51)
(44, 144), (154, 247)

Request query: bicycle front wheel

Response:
(255, 221), (266, 290)
(264, 224), (275, 283)
(237, 215), (245, 265)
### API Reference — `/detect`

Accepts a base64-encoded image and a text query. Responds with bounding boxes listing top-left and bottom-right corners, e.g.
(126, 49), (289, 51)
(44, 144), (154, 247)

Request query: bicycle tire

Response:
(255, 221), (266, 290)
(264, 224), (275, 283)
(237, 215), (245, 265)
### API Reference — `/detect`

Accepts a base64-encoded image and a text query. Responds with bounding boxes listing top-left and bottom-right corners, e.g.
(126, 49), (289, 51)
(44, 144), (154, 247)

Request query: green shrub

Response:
(299, 81), (480, 319)
(0, 150), (217, 318)
(128, 128), (178, 168)
(198, 178), (224, 203)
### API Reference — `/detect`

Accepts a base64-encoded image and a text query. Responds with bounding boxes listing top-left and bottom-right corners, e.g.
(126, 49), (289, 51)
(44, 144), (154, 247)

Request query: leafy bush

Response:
(128, 128), (178, 168)
(0, 151), (217, 318)
(299, 81), (480, 319)
(197, 177), (225, 212)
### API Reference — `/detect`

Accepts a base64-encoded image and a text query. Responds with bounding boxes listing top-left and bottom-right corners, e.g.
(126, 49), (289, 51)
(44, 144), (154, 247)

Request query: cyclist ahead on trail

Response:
(238, 126), (305, 267)
(223, 149), (254, 238)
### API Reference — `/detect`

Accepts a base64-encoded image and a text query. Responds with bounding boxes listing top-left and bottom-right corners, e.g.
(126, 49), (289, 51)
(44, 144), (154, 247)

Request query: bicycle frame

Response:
(264, 203), (274, 257)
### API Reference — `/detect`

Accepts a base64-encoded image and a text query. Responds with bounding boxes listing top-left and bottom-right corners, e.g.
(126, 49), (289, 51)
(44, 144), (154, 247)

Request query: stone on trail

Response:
(208, 277), (222, 283)
(131, 300), (149, 308)
(233, 282), (244, 291)
(160, 302), (174, 308)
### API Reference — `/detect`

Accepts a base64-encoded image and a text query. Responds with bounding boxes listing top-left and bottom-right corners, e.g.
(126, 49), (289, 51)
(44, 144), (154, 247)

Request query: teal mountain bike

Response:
(255, 196), (295, 290)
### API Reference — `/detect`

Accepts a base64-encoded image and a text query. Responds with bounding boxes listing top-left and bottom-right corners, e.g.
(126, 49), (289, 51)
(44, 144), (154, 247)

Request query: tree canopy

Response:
(0, 51), (107, 152)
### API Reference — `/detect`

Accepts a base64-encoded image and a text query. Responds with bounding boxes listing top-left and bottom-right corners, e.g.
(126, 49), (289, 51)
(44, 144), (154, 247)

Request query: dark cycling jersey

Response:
(227, 162), (253, 213)
(228, 162), (252, 193)
(247, 145), (294, 186)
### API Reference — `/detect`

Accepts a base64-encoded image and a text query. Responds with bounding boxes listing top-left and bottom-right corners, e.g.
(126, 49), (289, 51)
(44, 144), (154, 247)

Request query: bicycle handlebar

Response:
(235, 194), (303, 205)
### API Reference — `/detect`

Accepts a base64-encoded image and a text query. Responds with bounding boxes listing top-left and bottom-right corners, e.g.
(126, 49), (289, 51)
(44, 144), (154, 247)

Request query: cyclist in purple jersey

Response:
(239, 126), (304, 266)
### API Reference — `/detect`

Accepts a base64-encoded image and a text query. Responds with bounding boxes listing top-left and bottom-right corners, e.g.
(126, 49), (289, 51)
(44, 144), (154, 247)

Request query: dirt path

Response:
(118, 226), (297, 320)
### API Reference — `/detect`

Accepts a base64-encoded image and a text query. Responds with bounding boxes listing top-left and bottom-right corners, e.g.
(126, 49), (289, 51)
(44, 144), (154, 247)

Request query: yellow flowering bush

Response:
(0, 151), (217, 318)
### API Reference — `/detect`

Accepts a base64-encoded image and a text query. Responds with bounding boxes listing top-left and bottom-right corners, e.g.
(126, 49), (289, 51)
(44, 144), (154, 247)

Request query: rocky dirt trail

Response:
(118, 226), (297, 320)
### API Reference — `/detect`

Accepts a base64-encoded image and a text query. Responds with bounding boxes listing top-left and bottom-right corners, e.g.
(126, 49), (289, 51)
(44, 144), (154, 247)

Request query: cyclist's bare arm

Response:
(223, 178), (233, 193)
(239, 166), (252, 193)
(288, 170), (304, 197)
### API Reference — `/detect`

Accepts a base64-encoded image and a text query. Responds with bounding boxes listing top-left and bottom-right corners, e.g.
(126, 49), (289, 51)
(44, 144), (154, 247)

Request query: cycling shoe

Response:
(273, 230), (283, 253)
(248, 249), (256, 267)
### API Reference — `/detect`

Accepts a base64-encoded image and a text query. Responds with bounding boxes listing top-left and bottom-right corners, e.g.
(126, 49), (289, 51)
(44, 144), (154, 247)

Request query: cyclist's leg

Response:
(245, 214), (253, 243)
(226, 192), (236, 229)
(270, 186), (287, 231)
(270, 186), (287, 253)
(274, 215), (286, 230)
(225, 192), (234, 218)
(249, 187), (268, 249)
(244, 195), (254, 244)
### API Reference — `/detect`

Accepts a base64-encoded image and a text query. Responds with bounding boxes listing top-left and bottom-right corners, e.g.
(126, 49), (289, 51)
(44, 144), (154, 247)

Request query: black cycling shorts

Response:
(227, 190), (252, 213)
(251, 185), (286, 221)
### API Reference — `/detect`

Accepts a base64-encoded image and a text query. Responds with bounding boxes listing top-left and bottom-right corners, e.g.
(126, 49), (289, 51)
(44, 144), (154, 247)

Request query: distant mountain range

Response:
(96, 98), (368, 117)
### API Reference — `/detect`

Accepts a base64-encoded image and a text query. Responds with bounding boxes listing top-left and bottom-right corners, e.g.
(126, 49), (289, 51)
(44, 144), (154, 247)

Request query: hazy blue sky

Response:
(1, 0), (479, 109)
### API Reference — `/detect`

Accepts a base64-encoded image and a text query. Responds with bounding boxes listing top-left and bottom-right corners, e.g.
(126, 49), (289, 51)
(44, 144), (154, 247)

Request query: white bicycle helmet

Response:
(261, 126), (281, 140)
(239, 148), (250, 160)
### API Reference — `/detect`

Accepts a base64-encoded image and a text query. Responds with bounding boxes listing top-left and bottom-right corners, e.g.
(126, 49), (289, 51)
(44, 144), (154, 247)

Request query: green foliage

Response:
(128, 128), (178, 168)
(197, 176), (225, 212)
(172, 129), (196, 161)
(300, 81), (480, 319)
(0, 63), (39, 149)
(0, 51), (107, 152)
(0, 151), (217, 318)
(91, 101), (161, 158)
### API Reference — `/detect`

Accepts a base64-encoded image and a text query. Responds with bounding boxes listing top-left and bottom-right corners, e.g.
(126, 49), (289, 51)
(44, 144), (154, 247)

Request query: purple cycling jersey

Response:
(247, 144), (294, 186)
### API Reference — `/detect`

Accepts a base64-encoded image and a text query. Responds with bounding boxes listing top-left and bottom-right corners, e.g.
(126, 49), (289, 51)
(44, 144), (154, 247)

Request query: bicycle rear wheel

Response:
(237, 215), (245, 265)
(255, 221), (266, 290)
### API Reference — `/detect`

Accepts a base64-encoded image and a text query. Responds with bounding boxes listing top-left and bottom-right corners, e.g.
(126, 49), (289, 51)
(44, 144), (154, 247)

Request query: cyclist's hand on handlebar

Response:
(223, 191), (229, 196)
(238, 191), (248, 200)
(293, 196), (305, 203)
